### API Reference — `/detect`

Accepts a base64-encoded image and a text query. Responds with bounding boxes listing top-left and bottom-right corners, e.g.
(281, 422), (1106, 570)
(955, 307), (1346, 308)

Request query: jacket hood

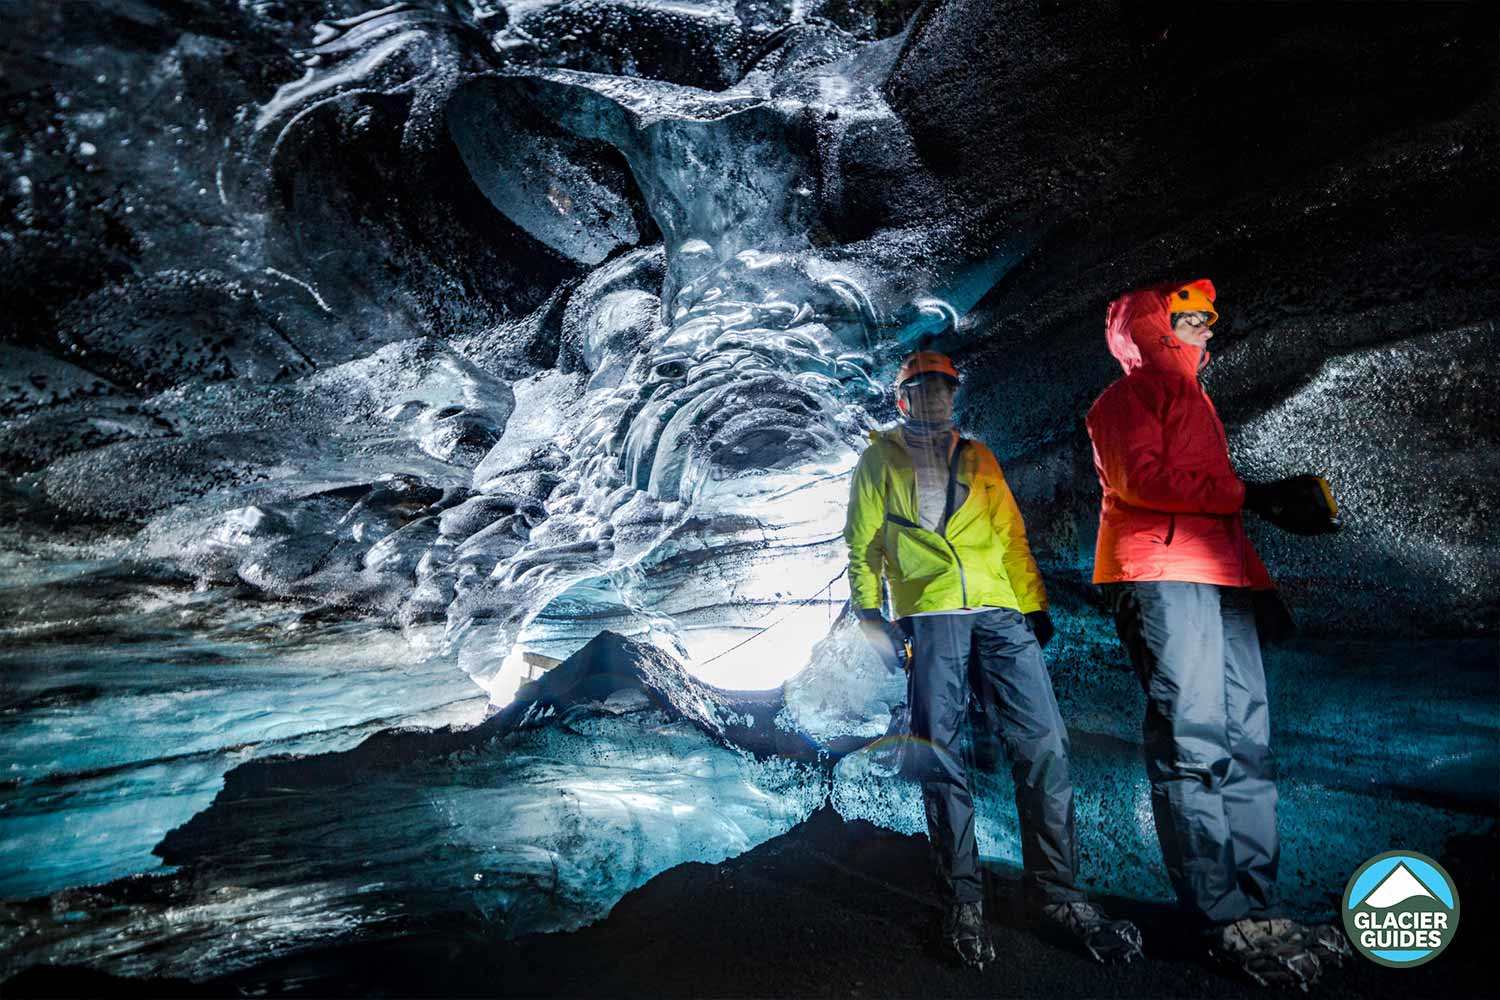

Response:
(868, 424), (964, 451)
(868, 425), (933, 446)
(1104, 285), (1208, 378)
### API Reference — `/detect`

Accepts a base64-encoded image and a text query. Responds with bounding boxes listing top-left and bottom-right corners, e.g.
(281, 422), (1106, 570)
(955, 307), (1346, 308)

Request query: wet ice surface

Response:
(3, 714), (822, 981)
(0, 630), (826, 981)
(2, 587), (1493, 985)
(0, 555), (487, 900)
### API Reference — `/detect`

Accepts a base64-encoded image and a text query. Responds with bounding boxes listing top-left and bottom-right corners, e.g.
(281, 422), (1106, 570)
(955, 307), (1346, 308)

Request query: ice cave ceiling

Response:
(5, 0), (1495, 694)
(1, 0), (1496, 987)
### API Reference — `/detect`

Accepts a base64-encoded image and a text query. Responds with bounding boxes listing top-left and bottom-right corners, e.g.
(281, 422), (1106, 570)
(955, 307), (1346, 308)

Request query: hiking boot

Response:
(1305, 922), (1353, 968)
(1035, 900), (1145, 964)
(943, 901), (996, 970)
(1209, 917), (1327, 988)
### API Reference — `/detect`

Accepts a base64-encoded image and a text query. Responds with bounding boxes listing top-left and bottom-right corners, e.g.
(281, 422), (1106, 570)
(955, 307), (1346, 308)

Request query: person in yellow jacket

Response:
(845, 351), (1142, 969)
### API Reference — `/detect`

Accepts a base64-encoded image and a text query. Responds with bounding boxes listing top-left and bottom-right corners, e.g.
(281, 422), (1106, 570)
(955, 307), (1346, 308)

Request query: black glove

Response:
(1243, 475), (1341, 535)
(1252, 589), (1297, 646)
(1025, 610), (1055, 649)
(854, 606), (909, 667)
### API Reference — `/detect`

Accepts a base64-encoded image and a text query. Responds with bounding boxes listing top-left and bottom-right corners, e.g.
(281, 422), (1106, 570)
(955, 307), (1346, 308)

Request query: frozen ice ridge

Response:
(0, 632), (827, 982)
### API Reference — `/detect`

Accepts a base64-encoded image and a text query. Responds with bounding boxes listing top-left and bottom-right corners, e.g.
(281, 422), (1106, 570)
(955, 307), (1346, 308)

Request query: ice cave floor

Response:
(4, 808), (1494, 999)
(1, 569), (1495, 998)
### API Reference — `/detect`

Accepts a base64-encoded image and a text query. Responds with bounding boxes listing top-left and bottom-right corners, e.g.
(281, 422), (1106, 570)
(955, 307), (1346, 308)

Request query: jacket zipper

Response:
(1200, 379), (1249, 586)
(887, 436), (971, 607)
(1164, 514), (1176, 546)
(943, 537), (969, 607)
(886, 512), (970, 607)
(942, 439), (969, 606)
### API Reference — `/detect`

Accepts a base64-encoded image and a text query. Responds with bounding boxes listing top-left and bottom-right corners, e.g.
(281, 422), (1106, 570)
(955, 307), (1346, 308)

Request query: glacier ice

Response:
(434, 45), (982, 698)
(10, 1), (1028, 709)
(4, 606), (1494, 985)
(0, 633), (826, 981)
(779, 614), (908, 743)
(0, 558), (486, 901)
(447, 80), (652, 265)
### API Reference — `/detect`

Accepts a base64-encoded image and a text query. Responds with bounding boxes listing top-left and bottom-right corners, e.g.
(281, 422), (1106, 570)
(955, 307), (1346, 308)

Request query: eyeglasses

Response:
(1173, 312), (1210, 329)
(900, 374), (958, 391)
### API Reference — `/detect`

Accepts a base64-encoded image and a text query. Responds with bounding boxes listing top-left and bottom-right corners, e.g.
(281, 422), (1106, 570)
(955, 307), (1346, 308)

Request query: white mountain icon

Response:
(1363, 863), (1442, 908)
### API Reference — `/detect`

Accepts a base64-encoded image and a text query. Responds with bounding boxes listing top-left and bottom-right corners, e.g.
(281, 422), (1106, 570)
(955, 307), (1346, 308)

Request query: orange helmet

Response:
(895, 351), (960, 388)
(1168, 279), (1218, 325)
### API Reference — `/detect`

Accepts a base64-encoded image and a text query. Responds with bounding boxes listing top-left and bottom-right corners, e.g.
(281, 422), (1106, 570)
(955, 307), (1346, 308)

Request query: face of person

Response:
(900, 375), (957, 422)
(1171, 310), (1214, 349)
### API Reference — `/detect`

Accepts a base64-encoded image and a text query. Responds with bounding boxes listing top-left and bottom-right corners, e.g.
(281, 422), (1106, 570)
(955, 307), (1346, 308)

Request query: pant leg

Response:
(966, 632), (1004, 774)
(1220, 587), (1279, 912)
(1117, 581), (1249, 925)
(905, 613), (982, 904)
(971, 607), (1085, 907)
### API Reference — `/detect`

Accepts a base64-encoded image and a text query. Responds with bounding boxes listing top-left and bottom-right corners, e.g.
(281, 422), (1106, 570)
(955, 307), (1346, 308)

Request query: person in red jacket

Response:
(1086, 280), (1346, 984)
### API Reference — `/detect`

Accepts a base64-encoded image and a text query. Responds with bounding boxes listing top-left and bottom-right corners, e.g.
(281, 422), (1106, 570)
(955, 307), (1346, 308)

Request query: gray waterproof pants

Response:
(1110, 582), (1279, 926)
(904, 608), (1084, 907)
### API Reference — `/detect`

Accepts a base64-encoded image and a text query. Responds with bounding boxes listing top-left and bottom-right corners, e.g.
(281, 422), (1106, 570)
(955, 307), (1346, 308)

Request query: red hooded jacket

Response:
(1085, 284), (1273, 589)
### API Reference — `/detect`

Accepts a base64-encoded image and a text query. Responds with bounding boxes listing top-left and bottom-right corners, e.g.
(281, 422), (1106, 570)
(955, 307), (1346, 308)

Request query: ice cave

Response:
(1, 1), (1495, 996)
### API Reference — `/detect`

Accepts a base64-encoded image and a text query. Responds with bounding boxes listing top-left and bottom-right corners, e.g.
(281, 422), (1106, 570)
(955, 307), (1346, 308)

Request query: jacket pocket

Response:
(890, 525), (952, 582)
(1136, 511), (1173, 545)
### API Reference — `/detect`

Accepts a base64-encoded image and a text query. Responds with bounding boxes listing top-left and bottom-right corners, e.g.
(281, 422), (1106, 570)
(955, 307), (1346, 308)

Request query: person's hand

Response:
(1025, 610), (1055, 648)
(1243, 475), (1341, 535)
(1251, 589), (1297, 645)
(854, 607), (908, 666)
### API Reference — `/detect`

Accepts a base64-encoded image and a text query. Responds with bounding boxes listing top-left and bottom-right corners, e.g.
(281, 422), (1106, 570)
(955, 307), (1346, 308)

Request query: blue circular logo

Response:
(1342, 851), (1460, 968)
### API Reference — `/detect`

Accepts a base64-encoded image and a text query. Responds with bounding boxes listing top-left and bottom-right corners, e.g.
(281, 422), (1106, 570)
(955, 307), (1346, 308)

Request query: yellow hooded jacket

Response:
(844, 428), (1048, 618)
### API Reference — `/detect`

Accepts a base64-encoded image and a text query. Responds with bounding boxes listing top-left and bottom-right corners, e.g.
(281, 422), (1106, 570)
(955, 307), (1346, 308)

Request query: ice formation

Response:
(2, 0), (1495, 989)
(0, 551), (488, 903)
(430, 21), (1018, 702)
(58, 2), (1012, 705)
(0, 632), (827, 979)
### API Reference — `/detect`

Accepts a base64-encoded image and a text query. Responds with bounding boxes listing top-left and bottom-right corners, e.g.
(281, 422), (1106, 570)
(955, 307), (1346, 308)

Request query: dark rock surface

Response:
(882, 0), (1500, 636)
(6, 807), (1492, 998)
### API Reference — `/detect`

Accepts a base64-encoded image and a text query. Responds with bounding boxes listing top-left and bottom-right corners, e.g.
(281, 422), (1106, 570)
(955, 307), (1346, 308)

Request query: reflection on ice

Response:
(0, 563), (485, 900)
(443, 243), (879, 700)
(3, 616), (1493, 986)
(0, 633), (825, 981)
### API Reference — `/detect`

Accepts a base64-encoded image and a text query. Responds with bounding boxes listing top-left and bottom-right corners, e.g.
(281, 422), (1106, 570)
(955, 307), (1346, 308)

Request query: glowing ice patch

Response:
(485, 645), (532, 706)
